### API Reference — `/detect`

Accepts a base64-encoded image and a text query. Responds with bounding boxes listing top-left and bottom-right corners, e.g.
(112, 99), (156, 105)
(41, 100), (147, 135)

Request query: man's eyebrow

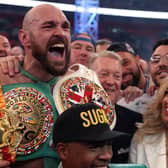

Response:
(63, 20), (71, 26)
(86, 45), (94, 48)
(41, 21), (55, 25)
(72, 43), (81, 46)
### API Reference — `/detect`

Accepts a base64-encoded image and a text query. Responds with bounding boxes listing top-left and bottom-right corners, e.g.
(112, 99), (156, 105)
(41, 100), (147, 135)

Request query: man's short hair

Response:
(88, 50), (123, 68)
(152, 38), (168, 52)
(107, 42), (137, 56)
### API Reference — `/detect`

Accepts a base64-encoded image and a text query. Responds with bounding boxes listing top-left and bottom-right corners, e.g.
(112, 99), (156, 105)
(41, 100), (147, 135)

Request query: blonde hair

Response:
(88, 50), (123, 68)
(134, 78), (168, 143)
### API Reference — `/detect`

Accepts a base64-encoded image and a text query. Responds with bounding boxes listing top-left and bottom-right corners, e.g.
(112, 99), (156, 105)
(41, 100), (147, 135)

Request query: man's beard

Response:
(121, 65), (141, 90)
(153, 78), (160, 87)
(30, 39), (70, 76)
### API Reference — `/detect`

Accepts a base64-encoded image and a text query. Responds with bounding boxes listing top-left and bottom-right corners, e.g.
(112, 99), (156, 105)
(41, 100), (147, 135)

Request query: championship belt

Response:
(0, 83), (54, 162)
(53, 64), (116, 129)
(0, 82), (24, 163)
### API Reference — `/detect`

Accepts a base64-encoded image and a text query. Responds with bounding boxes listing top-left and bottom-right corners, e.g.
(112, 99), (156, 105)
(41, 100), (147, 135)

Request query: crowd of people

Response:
(0, 3), (167, 168)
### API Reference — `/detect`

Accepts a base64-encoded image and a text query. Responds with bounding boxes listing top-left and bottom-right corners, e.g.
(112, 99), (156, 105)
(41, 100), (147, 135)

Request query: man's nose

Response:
(98, 145), (113, 161)
(80, 48), (88, 57)
(106, 75), (115, 85)
(54, 26), (65, 36)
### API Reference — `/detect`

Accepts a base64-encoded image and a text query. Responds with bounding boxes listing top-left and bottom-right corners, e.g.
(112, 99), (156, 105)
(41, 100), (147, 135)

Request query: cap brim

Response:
(76, 130), (127, 142)
(94, 130), (127, 142)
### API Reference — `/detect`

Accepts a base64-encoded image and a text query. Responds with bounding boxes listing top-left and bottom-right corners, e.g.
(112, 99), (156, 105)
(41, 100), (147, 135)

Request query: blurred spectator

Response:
(147, 38), (168, 96)
(88, 50), (142, 163)
(88, 51), (122, 105)
(107, 42), (152, 114)
(11, 46), (24, 57)
(149, 38), (168, 90)
(96, 39), (112, 53)
(108, 42), (147, 92)
(0, 35), (11, 57)
(70, 32), (95, 67)
(129, 78), (168, 168)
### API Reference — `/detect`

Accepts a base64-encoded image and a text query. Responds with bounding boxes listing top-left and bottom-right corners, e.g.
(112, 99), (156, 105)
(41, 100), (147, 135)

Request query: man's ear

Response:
(56, 142), (69, 160)
(19, 29), (31, 47)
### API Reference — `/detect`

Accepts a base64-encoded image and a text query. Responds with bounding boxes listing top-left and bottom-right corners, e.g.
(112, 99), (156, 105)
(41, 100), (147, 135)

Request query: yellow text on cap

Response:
(80, 108), (109, 127)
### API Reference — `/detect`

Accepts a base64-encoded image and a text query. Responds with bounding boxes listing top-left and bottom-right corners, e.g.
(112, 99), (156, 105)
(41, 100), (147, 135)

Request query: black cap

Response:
(52, 103), (122, 145)
(107, 42), (136, 56)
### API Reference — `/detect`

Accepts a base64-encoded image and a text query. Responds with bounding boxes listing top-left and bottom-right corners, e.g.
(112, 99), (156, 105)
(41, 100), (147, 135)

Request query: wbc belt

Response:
(0, 82), (58, 161)
(53, 64), (117, 129)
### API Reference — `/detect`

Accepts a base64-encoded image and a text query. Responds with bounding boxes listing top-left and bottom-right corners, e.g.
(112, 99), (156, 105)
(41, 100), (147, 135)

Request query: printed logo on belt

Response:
(3, 87), (53, 155)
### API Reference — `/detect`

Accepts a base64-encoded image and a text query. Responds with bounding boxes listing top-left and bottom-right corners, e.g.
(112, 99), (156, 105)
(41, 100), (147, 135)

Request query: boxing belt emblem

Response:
(0, 86), (53, 158)
(53, 64), (116, 129)
(0, 83), (23, 162)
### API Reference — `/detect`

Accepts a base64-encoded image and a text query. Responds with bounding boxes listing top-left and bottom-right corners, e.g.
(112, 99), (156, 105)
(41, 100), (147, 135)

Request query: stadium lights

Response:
(0, 0), (168, 19)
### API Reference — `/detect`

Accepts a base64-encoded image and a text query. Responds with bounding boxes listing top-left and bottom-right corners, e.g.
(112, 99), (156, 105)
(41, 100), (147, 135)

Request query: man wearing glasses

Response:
(150, 38), (168, 88)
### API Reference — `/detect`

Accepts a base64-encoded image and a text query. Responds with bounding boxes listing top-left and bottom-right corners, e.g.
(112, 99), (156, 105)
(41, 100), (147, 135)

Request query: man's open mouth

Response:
(48, 43), (65, 57)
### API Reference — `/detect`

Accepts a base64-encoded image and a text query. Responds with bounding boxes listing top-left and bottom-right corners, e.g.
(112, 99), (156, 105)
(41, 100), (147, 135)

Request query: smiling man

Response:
(88, 51), (142, 163)
(0, 4), (71, 168)
(107, 42), (149, 114)
(70, 32), (95, 67)
(88, 51), (122, 105)
(150, 38), (168, 87)
(107, 42), (146, 91)
(52, 103), (123, 168)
